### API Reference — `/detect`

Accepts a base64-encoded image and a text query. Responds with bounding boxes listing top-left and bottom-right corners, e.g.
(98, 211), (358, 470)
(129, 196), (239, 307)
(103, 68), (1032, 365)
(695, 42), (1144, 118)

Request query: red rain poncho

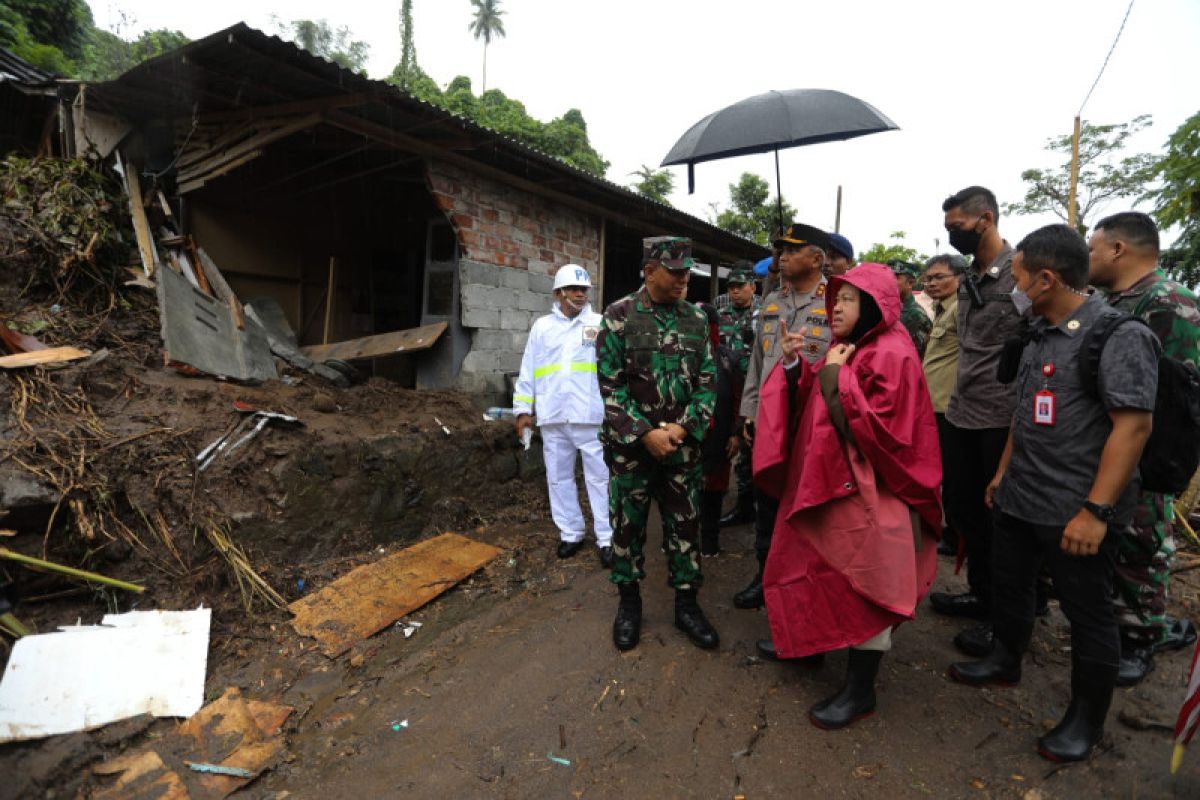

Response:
(753, 263), (942, 657)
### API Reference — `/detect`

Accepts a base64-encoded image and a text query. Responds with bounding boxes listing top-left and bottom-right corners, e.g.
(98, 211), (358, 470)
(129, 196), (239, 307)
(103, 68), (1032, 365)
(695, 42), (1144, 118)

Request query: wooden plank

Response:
(176, 113), (320, 185)
(300, 321), (447, 363)
(178, 149), (263, 194)
(289, 532), (500, 657)
(120, 155), (159, 276)
(187, 91), (379, 125)
(0, 347), (91, 369)
(322, 257), (338, 345)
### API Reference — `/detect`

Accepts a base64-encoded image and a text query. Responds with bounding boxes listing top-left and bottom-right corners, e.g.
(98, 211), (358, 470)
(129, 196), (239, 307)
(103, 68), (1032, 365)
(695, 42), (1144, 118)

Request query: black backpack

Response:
(1080, 313), (1200, 494)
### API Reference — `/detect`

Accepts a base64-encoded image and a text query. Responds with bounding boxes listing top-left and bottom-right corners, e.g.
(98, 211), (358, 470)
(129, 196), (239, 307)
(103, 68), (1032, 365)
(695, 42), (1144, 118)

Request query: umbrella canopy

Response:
(662, 89), (899, 170)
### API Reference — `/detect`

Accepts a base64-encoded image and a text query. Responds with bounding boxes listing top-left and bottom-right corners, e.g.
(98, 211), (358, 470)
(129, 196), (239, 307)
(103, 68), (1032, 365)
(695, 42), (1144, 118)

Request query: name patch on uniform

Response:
(582, 326), (599, 344)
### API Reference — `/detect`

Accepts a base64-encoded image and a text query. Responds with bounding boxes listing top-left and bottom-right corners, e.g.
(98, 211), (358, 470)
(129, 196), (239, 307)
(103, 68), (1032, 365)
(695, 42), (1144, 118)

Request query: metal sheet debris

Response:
(0, 608), (211, 742)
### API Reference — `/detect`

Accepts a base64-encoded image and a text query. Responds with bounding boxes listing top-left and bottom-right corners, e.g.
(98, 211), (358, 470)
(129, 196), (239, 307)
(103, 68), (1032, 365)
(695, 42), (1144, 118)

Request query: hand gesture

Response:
(779, 320), (807, 361)
(826, 343), (855, 366)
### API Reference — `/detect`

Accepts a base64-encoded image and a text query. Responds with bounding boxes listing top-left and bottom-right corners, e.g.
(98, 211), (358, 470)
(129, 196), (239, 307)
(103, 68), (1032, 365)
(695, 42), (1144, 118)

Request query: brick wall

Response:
(424, 160), (602, 402)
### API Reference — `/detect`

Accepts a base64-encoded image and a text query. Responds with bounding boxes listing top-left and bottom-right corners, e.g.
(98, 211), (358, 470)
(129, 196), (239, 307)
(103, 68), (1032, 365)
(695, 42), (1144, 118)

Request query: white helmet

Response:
(553, 264), (592, 291)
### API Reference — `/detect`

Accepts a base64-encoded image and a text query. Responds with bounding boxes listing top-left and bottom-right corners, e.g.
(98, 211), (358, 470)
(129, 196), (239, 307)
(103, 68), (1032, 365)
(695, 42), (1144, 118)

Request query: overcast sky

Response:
(87, 0), (1200, 257)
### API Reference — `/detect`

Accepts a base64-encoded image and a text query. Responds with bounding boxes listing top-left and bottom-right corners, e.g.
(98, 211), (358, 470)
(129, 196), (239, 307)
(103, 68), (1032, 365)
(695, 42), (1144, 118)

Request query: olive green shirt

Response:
(922, 294), (960, 414)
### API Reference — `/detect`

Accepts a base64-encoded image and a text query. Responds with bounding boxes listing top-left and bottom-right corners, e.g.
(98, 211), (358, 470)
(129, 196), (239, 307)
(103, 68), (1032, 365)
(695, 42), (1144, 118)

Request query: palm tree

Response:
(467, 0), (506, 93)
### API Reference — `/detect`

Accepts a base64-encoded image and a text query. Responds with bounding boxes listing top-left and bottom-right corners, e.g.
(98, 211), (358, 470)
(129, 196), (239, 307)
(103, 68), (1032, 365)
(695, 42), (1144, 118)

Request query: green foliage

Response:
(858, 232), (927, 266)
(1144, 111), (1200, 287)
(77, 27), (191, 81)
(629, 165), (674, 205)
(3, 0), (92, 59)
(0, 1), (84, 74)
(271, 16), (370, 74)
(467, 0), (506, 93)
(390, 0), (419, 91)
(1005, 115), (1157, 234)
(713, 173), (796, 245)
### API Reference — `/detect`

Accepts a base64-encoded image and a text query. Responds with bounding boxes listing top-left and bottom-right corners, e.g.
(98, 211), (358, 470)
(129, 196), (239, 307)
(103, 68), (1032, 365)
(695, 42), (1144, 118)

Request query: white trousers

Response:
(541, 423), (612, 546)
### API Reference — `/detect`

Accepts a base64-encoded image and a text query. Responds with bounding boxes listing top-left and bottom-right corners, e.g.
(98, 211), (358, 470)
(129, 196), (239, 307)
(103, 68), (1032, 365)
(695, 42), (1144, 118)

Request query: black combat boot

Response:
(948, 637), (1022, 686)
(1116, 636), (1155, 687)
(733, 556), (765, 609)
(1037, 658), (1116, 762)
(612, 583), (641, 651)
(719, 493), (755, 527)
(675, 588), (719, 649)
(809, 648), (882, 730)
(699, 490), (723, 556)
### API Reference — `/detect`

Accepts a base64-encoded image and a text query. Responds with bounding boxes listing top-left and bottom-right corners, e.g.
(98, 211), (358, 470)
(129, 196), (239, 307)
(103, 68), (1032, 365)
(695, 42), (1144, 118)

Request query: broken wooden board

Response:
(0, 346), (91, 369)
(289, 532), (500, 657)
(299, 321), (448, 363)
(92, 687), (293, 800)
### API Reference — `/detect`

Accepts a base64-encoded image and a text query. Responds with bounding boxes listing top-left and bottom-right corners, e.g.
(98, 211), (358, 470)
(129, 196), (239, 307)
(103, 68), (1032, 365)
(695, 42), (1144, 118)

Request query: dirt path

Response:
(254, 519), (1200, 799)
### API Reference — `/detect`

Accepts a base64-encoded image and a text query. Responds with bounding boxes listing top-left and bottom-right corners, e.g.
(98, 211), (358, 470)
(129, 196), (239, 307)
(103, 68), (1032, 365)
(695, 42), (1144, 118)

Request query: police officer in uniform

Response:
(736, 223), (834, 620)
(597, 237), (719, 652)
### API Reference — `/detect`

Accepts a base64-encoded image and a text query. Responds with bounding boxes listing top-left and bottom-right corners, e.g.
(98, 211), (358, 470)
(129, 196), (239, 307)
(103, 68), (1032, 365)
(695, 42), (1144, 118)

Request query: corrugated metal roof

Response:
(77, 24), (765, 262)
(0, 47), (57, 85)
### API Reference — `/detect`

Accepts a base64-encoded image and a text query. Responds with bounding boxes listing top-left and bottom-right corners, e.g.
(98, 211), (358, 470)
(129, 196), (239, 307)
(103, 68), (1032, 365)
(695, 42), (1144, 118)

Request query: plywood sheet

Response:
(299, 321), (447, 363)
(289, 532), (500, 656)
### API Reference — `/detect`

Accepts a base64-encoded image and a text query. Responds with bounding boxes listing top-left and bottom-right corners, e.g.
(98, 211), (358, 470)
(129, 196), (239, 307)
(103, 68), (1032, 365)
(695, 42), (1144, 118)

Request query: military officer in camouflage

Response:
(735, 223), (834, 620)
(597, 236), (720, 652)
(1089, 211), (1200, 686)
(716, 264), (760, 527)
(889, 260), (933, 357)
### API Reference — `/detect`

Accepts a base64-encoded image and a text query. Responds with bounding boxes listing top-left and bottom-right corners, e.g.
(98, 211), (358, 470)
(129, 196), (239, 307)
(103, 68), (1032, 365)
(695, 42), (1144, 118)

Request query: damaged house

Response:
(60, 24), (765, 399)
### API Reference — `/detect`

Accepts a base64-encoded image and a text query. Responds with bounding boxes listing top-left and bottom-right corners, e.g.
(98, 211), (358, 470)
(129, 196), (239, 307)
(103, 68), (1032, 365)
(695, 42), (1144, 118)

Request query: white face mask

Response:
(1010, 285), (1034, 316)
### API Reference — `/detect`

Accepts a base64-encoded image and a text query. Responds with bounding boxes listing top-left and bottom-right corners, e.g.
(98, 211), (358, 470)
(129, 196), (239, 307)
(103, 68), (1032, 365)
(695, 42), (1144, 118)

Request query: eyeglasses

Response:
(923, 273), (954, 283)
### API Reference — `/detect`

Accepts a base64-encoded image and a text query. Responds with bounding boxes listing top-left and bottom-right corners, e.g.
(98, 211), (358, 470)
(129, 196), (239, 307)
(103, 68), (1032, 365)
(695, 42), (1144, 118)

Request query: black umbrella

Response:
(661, 89), (899, 231)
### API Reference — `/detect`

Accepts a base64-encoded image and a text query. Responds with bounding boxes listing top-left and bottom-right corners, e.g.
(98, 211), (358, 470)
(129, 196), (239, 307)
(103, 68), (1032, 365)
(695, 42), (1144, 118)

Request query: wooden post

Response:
(835, 185), (843, 233)
(597, 218), (607, 308)
(1068, 116), (1081, 230)
(121, 155), (160, 277)
(323, 257), (338, 345)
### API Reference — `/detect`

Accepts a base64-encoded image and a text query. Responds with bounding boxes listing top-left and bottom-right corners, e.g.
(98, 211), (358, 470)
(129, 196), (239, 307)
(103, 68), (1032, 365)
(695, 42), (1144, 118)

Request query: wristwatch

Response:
(1082, 501), (1116, 522)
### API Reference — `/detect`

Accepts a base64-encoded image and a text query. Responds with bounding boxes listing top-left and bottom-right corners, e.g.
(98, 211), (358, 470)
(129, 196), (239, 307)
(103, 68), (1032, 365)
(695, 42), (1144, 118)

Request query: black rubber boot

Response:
(699, 490), (723, 556)
(1037, 658), (1116, 762)
(1116, 637), (1155, 687)
(733, 555), (765, 609)
(809, 648), (882, 730)
(675, 588), (719, 649)
(612, 583), (641, 651)
(949, 637), (1022, 686)
(719, 493), (755, 527)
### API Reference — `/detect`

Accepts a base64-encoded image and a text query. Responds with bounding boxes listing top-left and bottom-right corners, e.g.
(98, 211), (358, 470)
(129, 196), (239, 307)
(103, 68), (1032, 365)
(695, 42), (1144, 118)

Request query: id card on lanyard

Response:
(1034, 362), (1056, 426)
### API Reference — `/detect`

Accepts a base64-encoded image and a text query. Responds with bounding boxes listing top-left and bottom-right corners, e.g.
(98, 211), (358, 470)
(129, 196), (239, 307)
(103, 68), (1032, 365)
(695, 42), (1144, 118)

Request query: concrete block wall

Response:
(427, 159), (603, 403)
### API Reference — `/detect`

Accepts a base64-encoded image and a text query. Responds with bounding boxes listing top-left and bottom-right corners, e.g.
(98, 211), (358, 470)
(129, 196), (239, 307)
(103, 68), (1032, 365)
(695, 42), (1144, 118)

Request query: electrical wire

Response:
(1078, 0), (1136, 115)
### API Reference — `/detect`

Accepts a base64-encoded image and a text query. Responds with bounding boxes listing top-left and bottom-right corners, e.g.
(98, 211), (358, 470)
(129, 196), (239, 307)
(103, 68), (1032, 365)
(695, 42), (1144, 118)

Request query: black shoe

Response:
(557, 539), (584, 559)
(1154, 618), (1198, 653)
(953, 624), (993, 658)
(733, 567), (764, 609)
(613, 584), (641, 651)
(719, 494), (755, 527)
(1037, 658), (1115, 762)
(675, 589), (719, 649)
(928, 592), (990, 620)
(755, 638), (778, 660)
(948, 638), (1022, 686)
(1116, 645), (1154, 687)
(809, 649), (881, 730)
(598, 546), (614, 569)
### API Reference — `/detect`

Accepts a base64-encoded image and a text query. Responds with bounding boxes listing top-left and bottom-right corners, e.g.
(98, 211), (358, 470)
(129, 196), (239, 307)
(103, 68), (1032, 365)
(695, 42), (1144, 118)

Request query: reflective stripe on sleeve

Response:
(533, 364), (562, 378)
(570, 362), (597, 373)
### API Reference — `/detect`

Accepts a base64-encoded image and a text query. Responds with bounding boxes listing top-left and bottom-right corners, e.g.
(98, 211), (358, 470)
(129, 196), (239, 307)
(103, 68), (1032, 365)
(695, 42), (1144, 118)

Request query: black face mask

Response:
(948, 226), (982, 256)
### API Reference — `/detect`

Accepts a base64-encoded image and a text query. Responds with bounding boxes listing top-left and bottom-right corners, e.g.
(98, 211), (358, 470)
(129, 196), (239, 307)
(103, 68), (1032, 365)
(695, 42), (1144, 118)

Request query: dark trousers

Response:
(940, 422), (1009, 604)
(754, 487), (780, 563)
(992, 510), (1120, 668)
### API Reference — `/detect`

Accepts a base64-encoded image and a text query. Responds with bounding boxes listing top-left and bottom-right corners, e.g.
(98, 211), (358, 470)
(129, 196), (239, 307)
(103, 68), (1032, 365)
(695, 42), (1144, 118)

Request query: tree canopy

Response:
(467, 0), (506, 94)
(1144, 111), (1200, 287)
(1004, 115), (1157, 234)
(713, 173), (796, 245)
(629, 165), (673, 205)
(271, 16), (370, 74)
(858, 232), (927, 267)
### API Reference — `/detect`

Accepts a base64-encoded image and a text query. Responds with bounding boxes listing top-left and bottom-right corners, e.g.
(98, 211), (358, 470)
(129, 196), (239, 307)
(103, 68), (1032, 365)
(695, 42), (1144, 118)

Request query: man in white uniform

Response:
(514, 264), (614, 567)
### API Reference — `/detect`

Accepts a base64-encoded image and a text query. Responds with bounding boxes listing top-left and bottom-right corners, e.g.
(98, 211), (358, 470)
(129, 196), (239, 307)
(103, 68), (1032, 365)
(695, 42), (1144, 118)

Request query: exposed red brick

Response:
(452, 214), (474, 229)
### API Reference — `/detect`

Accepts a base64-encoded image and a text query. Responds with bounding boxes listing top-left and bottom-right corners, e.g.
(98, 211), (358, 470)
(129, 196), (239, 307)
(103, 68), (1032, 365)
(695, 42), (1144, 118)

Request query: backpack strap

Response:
(1079, 311), (1151, 397)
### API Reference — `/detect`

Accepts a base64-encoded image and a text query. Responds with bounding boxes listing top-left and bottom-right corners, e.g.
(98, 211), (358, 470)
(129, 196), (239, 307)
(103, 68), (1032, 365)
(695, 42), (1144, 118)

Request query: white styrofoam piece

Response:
(0, 607), (210, 742)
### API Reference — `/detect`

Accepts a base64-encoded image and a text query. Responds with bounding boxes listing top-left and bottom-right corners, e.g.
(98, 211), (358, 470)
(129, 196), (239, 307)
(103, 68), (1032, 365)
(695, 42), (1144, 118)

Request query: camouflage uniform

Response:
(717, 282), (759, 498)
(900, 294), (933, 358)
(598, 276), (716, 589)
(1104, 269), (1200, 646)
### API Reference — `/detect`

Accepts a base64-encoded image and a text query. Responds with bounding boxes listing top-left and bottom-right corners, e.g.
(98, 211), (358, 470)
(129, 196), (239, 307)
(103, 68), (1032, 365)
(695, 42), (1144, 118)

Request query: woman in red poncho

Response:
(754, 262), (942, 730)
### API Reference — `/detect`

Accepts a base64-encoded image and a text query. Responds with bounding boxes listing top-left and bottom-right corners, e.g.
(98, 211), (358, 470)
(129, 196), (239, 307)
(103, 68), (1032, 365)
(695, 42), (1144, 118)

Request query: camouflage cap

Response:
(727, 261), (757, 285)
(887, 259), (921, 279)
(773, 223), (832, 253)
(643, 236), (694, 271)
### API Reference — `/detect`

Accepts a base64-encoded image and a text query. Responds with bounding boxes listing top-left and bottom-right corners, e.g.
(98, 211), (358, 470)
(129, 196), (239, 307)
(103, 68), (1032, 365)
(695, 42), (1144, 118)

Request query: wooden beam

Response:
(300, 322), (448, 363)
(187, 91), (380, 126)
(177, 149), (263, 194)
(176, 113), (321, 185)
(0, 347), (91, 369)
(322, 257), (338, 345)
(120, 154), (159, 276)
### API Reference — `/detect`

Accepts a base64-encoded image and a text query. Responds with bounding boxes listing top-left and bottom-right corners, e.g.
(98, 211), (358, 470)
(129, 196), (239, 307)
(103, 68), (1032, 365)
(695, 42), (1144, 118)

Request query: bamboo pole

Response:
(0, 547), (145, 593)
(0, 612), (30, 638)
(1067, 116), (1081, 230)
